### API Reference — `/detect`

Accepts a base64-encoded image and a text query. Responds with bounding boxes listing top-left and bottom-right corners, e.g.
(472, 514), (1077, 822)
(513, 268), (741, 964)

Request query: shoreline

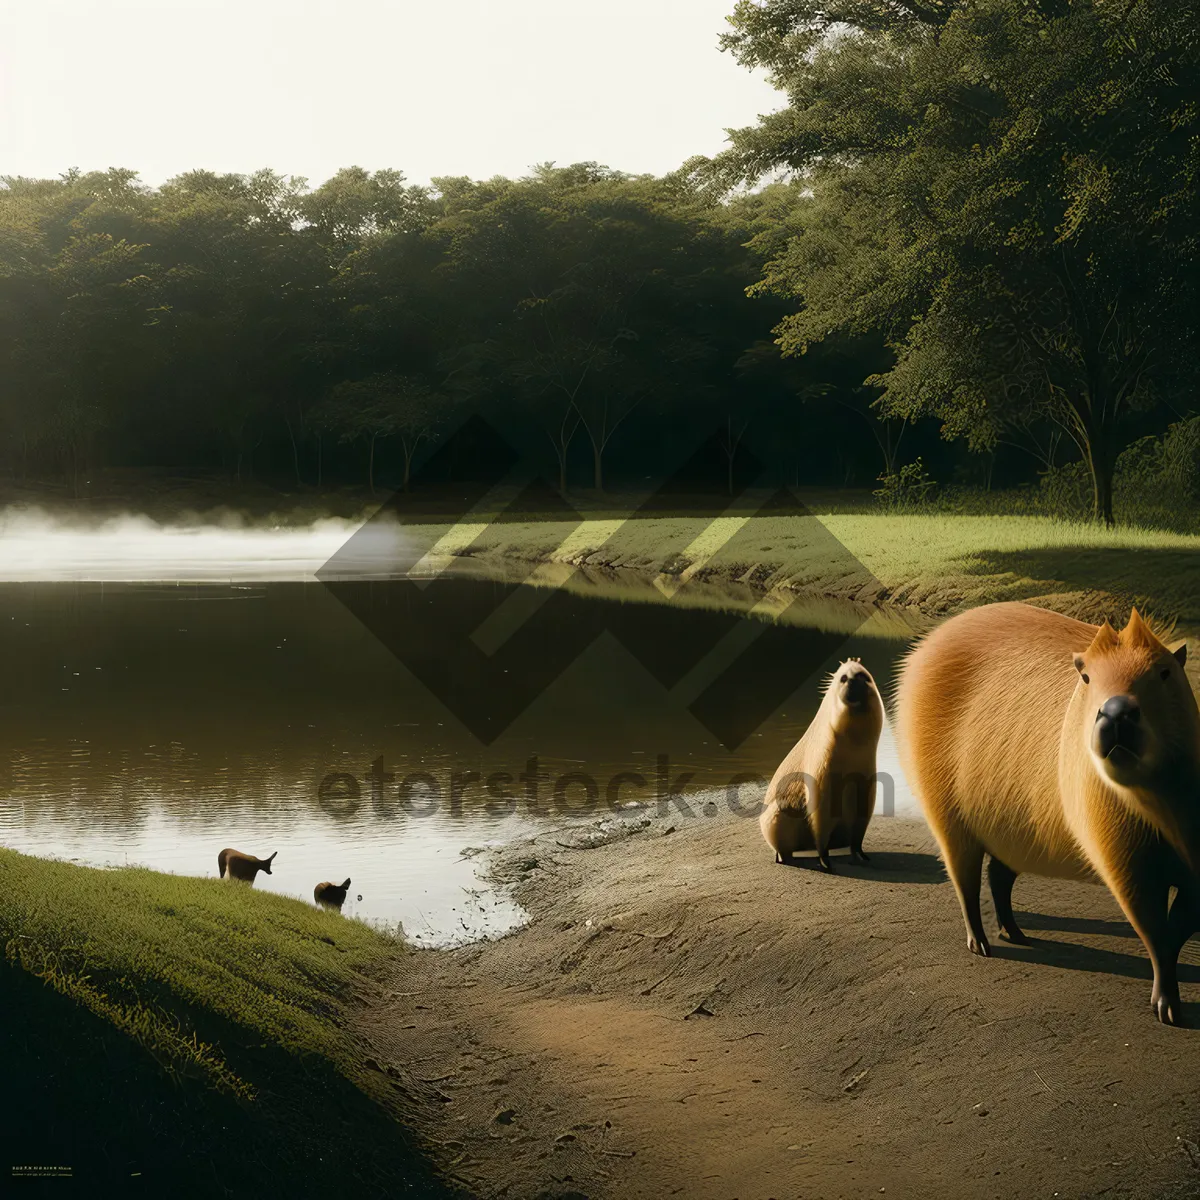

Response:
(3, 506), (1197, 635)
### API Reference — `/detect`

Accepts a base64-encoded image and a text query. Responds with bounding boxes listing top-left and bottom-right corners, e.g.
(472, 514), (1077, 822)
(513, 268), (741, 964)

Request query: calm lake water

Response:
(0, 523), (923, 945)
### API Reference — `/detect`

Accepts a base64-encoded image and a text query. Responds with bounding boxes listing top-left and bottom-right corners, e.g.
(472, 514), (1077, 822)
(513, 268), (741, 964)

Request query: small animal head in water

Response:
(1073, 609), (1193, 787)
(830, 657), (879, 716)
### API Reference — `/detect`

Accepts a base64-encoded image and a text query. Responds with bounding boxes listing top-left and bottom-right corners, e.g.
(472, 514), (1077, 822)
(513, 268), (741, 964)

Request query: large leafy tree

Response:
(717, 0), (1200, 523)
(432, 166), (756, 491)
(300, 167), (435, 259)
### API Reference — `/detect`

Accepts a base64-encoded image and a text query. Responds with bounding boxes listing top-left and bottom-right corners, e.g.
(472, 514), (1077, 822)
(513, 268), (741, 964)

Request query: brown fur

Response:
(760, 658), (885, 871)
(314, 878), (351, 909)
(896, 601), (1199, 1024)
(217, 847), (277, 884)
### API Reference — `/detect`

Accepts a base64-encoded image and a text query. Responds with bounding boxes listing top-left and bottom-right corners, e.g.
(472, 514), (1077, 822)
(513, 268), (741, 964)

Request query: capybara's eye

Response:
(1081, 673), (1090, 684)
(1161, 668), (1171, 680)
(840, 674), (848, 682)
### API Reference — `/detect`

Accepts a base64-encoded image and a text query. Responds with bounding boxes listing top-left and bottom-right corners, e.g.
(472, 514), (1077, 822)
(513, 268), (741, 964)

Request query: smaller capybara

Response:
(896, 602), (1199, 1024)
(314, 878), (351, 909)
(218, 848), (277, 884)
(760, 658), (885, 871)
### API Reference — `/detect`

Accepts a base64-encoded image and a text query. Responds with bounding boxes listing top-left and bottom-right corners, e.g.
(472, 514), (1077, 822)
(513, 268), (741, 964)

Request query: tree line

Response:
(0, 163), (846, 498)
(1, 0), (1196, 523)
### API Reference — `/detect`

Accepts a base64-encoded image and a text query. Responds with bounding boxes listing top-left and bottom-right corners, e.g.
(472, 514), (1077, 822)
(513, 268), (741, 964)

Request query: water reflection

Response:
(0, 579), (920, 944)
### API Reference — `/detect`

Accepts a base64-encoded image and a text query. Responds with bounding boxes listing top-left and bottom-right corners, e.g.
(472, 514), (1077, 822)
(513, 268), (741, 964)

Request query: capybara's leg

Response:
(834, 773), (871, 864)
(987, 857), (1029, 944)
(810, 778), (835, 872)
(1168, 884), (1199, 959)
(941, 831), (990, 957)
(849, 812), (872, 864)
(814, 827), (834, 873)
(1109, 868), (1181, 1026)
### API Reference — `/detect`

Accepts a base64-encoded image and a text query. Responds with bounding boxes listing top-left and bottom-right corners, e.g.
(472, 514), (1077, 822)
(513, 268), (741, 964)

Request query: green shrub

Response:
(1025, 417), (1200, 529)
(1037, 460), (1093, 521)
(874, 458), (937, 512)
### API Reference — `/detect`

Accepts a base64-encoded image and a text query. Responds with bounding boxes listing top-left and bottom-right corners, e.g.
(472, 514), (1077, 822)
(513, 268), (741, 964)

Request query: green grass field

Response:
(426, 508), (1200, 628)
(0, 847), (449, 1195)
(1, 847), (391, 1091)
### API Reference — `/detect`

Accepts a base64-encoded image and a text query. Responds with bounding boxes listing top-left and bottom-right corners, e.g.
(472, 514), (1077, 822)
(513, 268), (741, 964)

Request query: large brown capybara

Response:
(760, 657), (885, 871)
(896, 601), (1198, 1024)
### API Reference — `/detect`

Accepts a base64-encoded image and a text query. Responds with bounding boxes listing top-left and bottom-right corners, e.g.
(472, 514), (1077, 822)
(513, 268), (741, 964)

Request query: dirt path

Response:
(357, 806), (1200, 1200)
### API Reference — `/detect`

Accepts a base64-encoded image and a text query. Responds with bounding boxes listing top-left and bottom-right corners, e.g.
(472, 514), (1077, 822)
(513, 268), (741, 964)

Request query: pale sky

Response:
(0, 0), (782, 189)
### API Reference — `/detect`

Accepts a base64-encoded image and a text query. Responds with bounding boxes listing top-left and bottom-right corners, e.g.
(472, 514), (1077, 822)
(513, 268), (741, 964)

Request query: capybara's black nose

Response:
(1100, 695), (1140, 724)
(1095, 695), (1142, 758)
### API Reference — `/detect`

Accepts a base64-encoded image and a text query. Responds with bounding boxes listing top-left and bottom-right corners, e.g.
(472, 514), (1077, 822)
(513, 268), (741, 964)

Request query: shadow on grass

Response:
(960, 545), (1200, 622)
(0, 962), (456, 1198)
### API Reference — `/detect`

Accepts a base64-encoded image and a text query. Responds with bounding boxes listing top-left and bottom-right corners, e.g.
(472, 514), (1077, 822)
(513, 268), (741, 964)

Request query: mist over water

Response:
(0, 507), (414, 581)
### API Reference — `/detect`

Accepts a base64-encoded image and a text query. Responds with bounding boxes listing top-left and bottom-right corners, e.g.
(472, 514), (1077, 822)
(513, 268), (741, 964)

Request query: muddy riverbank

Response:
(356, 803), (1200, 1200)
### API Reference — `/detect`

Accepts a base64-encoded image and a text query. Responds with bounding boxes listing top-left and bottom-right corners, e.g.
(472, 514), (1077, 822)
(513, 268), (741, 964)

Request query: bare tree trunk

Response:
(881, 419), (907, 475)
(1062, 391), (1118, 527)
(402, 441), (413, 494)
(546, 409), (578, 495)
(1085, 440), (1115, 527)
(720, 415), (747, 495)
(284, 414), (303, 488)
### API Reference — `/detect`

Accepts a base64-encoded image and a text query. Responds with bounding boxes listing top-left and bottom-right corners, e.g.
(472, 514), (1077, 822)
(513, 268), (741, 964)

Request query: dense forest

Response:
(0, 0), (1196, 524)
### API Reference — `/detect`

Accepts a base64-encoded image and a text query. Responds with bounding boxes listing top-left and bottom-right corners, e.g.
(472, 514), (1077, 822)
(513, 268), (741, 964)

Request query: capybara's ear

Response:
(1122, 607), (1158, 648)
(1173, 641), (1188, 667)
(1073, 653), (1088, 678)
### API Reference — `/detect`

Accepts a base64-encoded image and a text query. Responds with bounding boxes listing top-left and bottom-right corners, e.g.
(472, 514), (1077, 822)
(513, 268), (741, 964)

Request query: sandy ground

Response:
(358, 807), (1200, 1200)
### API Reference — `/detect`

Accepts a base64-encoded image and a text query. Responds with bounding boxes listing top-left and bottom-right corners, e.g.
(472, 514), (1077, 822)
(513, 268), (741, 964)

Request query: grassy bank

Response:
(0, 847), (452, 1196)
(422, 509), (1200, 628)
(4, 472), (1197, 626)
